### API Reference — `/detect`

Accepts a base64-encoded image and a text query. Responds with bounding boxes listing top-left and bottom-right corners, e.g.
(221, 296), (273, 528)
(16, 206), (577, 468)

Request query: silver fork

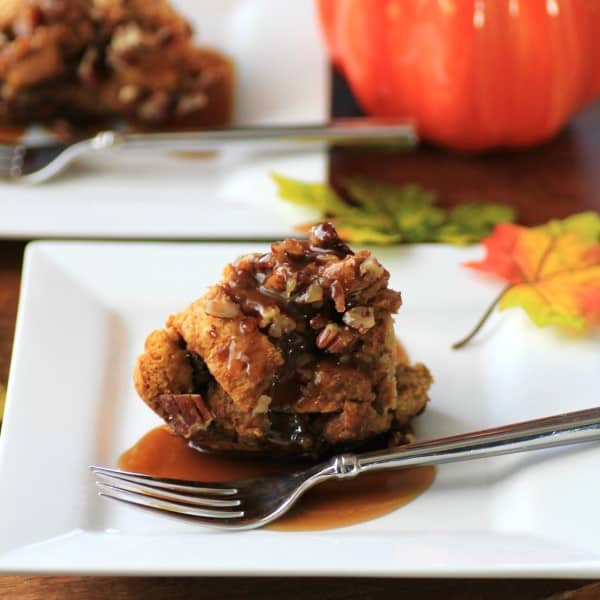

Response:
(0, 119), (416, 184)
(91, 407), (600, 530)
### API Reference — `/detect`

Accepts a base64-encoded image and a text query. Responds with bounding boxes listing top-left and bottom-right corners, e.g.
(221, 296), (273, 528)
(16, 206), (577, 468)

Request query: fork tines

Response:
(0, 144), (24, 178)
(90, 466), (244, 520)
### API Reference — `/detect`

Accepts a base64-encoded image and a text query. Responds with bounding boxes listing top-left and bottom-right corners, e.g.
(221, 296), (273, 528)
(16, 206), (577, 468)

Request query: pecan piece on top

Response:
(342, 306), (375, 334)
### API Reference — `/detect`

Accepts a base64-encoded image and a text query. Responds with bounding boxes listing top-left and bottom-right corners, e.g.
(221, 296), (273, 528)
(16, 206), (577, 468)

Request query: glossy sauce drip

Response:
(227, 273), (316, 412)
(119, 426), (436, 531)
(224, 256), (357, 450)
(225, 245), (356, 414)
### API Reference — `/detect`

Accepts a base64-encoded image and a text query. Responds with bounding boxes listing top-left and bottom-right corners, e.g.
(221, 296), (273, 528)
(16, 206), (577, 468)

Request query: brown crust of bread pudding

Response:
(0, 0), (232, 128)
(134, 223), (432, 456)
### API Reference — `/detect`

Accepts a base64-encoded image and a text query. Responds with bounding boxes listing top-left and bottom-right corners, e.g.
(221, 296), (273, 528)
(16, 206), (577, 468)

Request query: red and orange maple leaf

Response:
(453, 212), (600, 349)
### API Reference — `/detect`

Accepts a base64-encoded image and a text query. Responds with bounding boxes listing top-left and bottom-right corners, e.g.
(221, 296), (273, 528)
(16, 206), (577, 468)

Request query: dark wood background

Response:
(0, 72), (599, 599)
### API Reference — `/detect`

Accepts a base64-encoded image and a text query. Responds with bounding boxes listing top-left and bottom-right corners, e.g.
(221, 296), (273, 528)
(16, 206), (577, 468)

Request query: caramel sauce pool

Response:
(0, 125), (24, 144)
(119, 427), (435, 531)
(170, 150), (220, 160)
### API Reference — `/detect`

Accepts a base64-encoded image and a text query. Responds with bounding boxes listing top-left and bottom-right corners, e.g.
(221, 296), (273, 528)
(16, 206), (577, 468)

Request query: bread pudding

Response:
(0, 0), (232, 128)
(134, 224), (432, 456)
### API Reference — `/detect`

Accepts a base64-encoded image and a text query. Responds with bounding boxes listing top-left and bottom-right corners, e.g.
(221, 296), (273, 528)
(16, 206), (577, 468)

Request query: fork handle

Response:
(332, 407), (600, 478)
(97, 118), (417, 151)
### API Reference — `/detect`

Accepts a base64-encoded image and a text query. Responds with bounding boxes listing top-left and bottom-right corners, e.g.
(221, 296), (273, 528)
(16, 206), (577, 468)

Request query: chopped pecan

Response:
(253, 394), (272, 414)
(137, 90), (170, 121)
(316, 323), (358, 353)
(343, 306), (375, 334)
(117, 84), (141, 104)
(251, 304), (281, 329)
(255, 252), (275, 270)
(158, 393), (213, 438)
(271, 238), (306, 258)
(262, 264), (296, 295)
(203, 296), (241, 319)
(330, 280), (346, 312)
(110, 23), (143, 59)
(359, 256), (385, 280)
(268, 314), (296, 338)
(176, 92), (208, 116)
(285, 274), (298, 296)
(295, 282), (323, 304)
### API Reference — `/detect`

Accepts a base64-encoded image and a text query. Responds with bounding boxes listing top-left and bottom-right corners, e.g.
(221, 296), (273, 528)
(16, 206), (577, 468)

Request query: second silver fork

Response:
(0, 118), (416, 184)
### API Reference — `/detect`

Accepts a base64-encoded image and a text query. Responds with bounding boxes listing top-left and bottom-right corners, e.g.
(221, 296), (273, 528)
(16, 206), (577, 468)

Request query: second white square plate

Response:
(0, 0), (329, 240)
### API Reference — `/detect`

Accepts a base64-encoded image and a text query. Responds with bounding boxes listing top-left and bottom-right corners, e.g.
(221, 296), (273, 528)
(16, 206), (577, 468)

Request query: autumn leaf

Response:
(272, 174), (515, 245)
(438, 203), (517, 245)
(271, 174), (355, 217)
(453, 212), (600, 348)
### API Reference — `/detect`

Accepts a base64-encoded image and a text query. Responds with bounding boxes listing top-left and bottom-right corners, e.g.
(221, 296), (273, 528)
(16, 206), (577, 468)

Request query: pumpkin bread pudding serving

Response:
(0, 0), (232, 128)
(134, 224), (432, 457)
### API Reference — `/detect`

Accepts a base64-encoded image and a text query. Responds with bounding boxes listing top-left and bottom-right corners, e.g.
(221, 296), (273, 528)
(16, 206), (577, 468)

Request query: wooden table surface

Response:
(0, 92), (599, 598)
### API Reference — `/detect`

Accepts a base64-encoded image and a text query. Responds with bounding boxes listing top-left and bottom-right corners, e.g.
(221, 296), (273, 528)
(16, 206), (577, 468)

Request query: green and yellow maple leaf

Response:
(454, 212), (600, 348)
(272, 174), (515, 246)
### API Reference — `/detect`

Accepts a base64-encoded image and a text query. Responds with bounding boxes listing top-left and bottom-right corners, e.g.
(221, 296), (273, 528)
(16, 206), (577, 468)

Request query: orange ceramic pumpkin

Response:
(318, 0), (600, 150)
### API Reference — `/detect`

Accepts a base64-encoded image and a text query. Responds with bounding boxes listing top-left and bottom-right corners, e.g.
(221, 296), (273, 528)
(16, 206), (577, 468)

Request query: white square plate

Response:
(0, 1), (328, 240)
(0, 241), (599, 576)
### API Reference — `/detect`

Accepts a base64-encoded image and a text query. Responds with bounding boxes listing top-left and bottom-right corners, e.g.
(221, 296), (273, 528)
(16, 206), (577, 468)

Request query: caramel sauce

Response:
(119, 426), (435, 531)
(0, 125), (24, 144)
(170, 150), (219, 160)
